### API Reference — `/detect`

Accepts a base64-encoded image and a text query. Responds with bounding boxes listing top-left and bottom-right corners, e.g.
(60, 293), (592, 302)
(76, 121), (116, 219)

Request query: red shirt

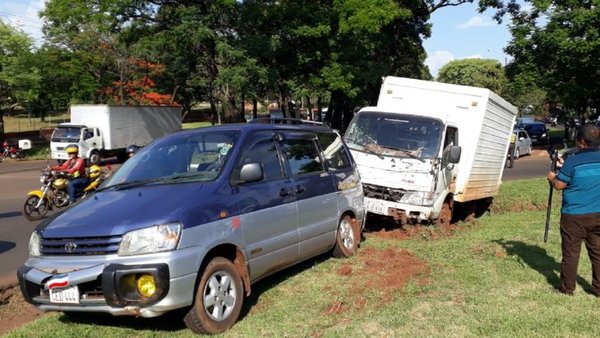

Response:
(52, 157), (87, 178)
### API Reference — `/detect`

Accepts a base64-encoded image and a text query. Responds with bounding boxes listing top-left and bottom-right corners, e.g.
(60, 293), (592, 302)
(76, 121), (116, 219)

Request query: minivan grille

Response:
(41, 235), (122, 255)
(363, 183), (405, 202)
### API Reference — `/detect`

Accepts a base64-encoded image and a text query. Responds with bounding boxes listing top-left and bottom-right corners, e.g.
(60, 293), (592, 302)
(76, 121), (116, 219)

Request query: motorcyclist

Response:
(126, 144), (140, 158)
(50, 144), (88, 204)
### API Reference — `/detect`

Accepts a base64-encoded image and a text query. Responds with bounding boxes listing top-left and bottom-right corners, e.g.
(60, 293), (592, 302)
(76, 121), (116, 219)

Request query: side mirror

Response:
(443, 145), (461, 165)
(238, 163), (263, 184)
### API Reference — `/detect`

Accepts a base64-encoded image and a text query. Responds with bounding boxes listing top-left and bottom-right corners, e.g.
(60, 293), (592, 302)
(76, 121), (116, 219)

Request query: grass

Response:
(6, 177), (599, 337)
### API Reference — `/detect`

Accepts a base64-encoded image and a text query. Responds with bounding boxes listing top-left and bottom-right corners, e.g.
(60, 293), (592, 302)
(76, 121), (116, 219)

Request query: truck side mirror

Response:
(443, 145), (461, 165)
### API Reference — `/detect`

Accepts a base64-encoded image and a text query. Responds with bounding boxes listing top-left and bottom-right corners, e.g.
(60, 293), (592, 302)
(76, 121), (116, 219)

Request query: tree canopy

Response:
(437, 58), (508, 96)
(479, 0), (600, 118)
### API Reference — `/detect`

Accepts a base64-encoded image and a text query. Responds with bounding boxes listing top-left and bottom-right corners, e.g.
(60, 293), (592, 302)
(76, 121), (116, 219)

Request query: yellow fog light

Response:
(136, 274), (156, 298)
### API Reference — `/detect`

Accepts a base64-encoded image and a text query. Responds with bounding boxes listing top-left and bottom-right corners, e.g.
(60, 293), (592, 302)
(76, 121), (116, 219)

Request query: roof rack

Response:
(248, 117), (325, 126)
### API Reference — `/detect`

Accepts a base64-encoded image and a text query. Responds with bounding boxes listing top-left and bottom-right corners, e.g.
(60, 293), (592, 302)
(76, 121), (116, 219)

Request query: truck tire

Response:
(184, 257), (243, 334)
(436, 198), (453, 227)
(88, 151), (101, 166)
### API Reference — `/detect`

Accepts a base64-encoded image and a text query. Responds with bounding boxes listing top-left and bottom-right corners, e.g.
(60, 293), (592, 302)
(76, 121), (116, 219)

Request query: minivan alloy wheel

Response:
(184, 257), (243, 334)
(203, 271), (237, 321)
(333, 215), (360, 258)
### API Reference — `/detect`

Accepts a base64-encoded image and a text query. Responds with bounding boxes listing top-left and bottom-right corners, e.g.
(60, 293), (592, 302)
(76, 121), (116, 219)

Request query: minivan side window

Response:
(281, 135), (324, 176)
(237, 131), (284, 182)
(317, 132), (351, 170)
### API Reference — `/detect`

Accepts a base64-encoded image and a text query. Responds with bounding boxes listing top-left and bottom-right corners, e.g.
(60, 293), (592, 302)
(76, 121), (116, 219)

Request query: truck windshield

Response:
(51, 127), (81, 142)
(101, 130), (240, 189)
(344, 111), (443, 159)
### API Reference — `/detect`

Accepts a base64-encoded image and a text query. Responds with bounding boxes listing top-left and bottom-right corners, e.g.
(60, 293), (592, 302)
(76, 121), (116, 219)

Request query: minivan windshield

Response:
(101, 130), (240, 190)
(343, 111), (443, 159)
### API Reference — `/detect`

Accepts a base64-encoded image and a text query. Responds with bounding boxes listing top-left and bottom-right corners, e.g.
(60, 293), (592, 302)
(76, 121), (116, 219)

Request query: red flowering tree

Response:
(103, 59), (176, 106)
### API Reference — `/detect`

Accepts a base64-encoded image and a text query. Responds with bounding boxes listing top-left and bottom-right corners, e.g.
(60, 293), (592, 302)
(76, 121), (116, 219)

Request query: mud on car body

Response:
(18, 122), (365, 334)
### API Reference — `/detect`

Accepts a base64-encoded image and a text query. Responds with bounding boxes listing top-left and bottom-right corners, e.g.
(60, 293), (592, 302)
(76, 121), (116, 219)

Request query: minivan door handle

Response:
(279, 188), (290, 197)
(295, 185), (305, 194)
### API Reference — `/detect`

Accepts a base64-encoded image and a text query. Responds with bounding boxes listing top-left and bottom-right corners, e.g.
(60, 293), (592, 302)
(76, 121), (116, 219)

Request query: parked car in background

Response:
(512, 128), (533, 159)
(19, 120), (365, 334)
(521, 122), (549, 145)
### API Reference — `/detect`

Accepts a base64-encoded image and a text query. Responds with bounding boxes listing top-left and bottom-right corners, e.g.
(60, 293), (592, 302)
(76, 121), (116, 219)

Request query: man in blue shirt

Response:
(547, 124), (600, 295)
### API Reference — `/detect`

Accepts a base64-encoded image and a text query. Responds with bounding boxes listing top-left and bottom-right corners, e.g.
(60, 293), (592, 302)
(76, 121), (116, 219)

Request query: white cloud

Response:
(457, 16), (494, 29)
(425, 50), (455, 78)
(465, 54), (482, 59)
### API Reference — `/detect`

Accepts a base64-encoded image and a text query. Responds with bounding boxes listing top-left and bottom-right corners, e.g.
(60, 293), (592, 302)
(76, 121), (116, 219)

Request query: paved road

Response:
(0, 160), (49, 285)
(0, 159), (119, 283)
(0, 152), (550, 283)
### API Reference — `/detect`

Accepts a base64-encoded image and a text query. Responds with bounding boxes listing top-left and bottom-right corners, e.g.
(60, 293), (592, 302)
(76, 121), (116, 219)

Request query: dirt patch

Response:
(366, 223), (463, 241)
(324, 246), (430, 316)
(0, 284), (46, 335)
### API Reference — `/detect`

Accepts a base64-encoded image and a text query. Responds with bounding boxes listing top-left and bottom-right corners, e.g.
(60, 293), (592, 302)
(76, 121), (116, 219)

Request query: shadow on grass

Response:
(493, 239), (592, 292)
(58, 253), (333, 332)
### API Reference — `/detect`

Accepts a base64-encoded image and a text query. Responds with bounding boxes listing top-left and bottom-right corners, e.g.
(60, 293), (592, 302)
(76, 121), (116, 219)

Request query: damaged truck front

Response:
(343, 77), (517, 226)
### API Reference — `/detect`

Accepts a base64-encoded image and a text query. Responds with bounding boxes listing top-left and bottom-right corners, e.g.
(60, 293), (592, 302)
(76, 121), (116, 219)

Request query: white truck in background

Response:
(343, 77), (517, 225)
(50, 105), (182, 164)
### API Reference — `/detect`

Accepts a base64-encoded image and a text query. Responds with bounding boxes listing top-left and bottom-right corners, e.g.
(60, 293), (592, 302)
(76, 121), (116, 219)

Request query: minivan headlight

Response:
(29, 231), (41, 257)
(118, 223), (182, 256)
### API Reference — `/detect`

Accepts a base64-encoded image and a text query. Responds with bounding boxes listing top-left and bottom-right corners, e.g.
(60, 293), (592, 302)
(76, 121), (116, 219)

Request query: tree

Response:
(0, 21), (41, 137)
(479, 0), (600, 118)
(437, 58), (508, 95)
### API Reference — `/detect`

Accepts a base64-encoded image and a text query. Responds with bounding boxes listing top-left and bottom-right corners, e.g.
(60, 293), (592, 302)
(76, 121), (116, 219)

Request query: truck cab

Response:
(50, 124), (103, 163)
(343, 108), (461, 225)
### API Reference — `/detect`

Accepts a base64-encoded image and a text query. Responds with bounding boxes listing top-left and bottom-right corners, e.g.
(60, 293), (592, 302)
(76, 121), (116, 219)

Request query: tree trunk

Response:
(252, 98), (258, 119)
(328, 90), (353, 133)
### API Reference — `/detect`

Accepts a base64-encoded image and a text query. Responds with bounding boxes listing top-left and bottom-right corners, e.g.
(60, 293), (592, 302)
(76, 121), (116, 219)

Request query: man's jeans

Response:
(68, 177), (89, 202)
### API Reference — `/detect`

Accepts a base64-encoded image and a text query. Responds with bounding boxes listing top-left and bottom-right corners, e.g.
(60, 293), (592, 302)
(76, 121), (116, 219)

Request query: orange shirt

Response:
(52, 157), (87, 178)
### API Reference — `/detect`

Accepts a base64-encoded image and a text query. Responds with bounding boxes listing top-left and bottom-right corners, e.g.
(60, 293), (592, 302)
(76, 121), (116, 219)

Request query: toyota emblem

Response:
(64, 242), (77, 253)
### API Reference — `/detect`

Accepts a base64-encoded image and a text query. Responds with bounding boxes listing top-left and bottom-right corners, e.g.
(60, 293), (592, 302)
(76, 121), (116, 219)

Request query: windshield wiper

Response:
(96, 177), (165, 192)
(378, 145), (425, 163)
(348, 142), (384, 159)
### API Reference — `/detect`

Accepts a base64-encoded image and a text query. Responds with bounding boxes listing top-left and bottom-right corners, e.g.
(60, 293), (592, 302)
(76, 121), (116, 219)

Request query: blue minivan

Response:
(18, 122), (365, 334)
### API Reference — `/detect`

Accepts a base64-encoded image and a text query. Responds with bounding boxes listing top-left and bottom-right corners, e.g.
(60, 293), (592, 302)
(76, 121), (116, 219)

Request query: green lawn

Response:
(6, 179), (599, 337)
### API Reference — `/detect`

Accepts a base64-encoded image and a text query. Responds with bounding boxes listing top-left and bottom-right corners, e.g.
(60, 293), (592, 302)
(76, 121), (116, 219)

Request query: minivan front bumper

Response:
(17, 248), (200, 317)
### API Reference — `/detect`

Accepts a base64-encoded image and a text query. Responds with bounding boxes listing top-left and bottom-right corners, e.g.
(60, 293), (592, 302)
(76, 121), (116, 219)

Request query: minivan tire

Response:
(333, 215), (360, 258)
(184, 257), (243, 334)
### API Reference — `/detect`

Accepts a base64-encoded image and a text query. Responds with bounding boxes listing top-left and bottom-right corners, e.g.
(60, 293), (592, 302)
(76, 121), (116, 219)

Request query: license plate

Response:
(364, 199), (385, 215)
(49, 286), (80, 304)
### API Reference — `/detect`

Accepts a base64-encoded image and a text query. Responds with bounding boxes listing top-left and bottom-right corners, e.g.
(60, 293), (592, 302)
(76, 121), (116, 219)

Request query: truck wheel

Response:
(184, 257), (243, 334)
(436, 200), (453, 227)
(333, 215), (360, 258)
(88, 151), (101, 166)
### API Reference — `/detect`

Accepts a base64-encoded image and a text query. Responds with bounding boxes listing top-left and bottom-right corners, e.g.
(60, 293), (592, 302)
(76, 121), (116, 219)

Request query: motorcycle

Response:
(23, 164), (111, 221)
(0, 141), (27, 162)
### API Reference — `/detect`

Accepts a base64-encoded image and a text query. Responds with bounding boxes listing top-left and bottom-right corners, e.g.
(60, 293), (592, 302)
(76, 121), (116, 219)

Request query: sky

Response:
(1, 0), (512, 78)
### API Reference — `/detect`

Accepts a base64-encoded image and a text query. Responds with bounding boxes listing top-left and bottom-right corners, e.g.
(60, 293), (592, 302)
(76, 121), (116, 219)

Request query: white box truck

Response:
(343, 77), (517, 226)
(50, 105), (182, 164)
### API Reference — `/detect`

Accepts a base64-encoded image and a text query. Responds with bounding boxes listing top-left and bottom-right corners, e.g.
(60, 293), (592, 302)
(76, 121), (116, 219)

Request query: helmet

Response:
(89, 165), (102, 180)
(126, 144), (139, 156)
(66, 144), (79, 154)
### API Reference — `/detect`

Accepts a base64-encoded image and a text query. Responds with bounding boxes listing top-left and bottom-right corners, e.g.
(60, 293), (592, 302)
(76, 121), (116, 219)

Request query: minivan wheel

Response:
(333, 215), (360, 258)
(514, 148), (520, 159)
(184, 257), (243, 334)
